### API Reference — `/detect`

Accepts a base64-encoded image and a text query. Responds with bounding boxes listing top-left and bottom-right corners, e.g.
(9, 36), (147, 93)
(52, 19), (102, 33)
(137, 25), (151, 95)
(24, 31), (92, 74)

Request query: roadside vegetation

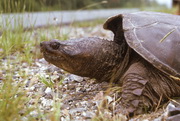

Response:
(0, 0), (168, 13)
(0, 0), (178, 120)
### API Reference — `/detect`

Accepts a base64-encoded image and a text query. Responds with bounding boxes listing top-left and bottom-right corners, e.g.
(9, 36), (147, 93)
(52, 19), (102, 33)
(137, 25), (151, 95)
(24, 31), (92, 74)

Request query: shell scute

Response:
(104, 12), (180, 77)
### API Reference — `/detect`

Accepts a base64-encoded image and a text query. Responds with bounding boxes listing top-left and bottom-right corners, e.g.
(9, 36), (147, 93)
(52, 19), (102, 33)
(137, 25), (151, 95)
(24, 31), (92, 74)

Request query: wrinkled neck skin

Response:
(41, 37), (129, 82)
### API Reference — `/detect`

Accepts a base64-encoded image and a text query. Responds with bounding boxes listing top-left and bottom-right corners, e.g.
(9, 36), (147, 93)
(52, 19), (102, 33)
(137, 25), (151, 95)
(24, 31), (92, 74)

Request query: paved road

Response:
(1, 8), (139, 29)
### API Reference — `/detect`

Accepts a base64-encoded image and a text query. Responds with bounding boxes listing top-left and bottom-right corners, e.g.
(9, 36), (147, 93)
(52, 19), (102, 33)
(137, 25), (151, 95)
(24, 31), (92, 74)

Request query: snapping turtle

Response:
(40, 12), (180, 116)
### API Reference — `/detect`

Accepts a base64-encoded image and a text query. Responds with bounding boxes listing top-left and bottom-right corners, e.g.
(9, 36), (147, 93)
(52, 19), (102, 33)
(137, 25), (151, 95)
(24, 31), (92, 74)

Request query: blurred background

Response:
(1, 0), (179, 29)
(0, 0), (179, 14)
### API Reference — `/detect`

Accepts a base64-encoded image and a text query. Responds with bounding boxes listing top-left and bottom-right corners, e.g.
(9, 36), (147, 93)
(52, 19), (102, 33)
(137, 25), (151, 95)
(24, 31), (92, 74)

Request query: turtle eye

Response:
(50, 42), (60, 50)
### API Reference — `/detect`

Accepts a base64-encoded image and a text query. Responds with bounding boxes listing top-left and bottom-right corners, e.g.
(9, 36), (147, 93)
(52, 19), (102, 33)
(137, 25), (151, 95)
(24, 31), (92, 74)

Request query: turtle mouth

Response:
(43, 51), (65, 61)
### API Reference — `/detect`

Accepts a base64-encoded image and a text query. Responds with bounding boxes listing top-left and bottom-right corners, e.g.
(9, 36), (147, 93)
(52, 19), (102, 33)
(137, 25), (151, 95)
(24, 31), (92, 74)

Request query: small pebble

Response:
(45, 87), (52, 94)
(44, 93), (53, 99)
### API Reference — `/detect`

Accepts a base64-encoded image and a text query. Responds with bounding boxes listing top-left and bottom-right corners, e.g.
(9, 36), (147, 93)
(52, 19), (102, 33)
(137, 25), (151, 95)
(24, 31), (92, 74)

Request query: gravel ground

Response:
(1, 24), (179, 121)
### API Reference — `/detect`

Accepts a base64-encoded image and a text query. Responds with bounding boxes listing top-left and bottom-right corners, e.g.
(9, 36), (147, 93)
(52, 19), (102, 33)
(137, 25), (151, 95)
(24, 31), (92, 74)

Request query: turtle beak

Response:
(40, 41), (47, 53)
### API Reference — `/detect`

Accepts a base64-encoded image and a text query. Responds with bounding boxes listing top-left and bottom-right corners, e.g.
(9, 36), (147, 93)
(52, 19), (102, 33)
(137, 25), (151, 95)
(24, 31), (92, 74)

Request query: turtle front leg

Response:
(116, 61), (173, 116)
(119, 73), (150, 116)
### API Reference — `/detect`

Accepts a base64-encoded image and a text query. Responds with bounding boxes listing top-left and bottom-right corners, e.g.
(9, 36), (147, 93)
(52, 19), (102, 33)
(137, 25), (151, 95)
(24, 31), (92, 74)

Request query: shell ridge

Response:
(177, 26), (180, 34)
(123, 15), (135, 31)
(157, 21), (180, 27)
(133, 29), (142, 44)
(135, 22), (158, 29)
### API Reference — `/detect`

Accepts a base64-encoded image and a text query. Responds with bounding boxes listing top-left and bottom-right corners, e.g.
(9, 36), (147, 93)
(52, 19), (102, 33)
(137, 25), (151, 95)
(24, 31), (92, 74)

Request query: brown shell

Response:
(103, 11), (180, 78)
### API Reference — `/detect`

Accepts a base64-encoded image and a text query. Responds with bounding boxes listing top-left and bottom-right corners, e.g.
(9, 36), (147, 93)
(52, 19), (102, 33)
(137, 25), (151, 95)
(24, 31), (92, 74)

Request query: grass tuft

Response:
(0, 74), (35, 121)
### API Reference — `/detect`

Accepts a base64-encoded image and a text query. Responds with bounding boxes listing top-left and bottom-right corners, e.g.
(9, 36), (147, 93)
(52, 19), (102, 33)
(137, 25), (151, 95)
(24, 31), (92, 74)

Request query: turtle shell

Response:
(103, 11), (180, 78)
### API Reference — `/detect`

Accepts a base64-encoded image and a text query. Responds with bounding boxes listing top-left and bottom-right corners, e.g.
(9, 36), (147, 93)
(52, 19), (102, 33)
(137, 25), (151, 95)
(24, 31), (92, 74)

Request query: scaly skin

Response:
(40, 37), (127, 82)
(118, 59), (180, 116)
(40, 37), (180, 116)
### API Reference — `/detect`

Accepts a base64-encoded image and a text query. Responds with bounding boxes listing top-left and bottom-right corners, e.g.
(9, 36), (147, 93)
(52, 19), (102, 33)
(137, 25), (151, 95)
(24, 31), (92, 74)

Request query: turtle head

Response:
(40, 37), (124, 82)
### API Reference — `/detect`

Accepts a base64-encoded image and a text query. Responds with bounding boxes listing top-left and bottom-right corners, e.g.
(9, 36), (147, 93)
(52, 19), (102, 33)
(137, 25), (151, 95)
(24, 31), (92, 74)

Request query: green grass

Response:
(141, 6), (179, 14)
(0, 54), (64, 121)
(0, 63), (35, 121)
(39, 76), (55, 88)
(72, 19), (105, 28)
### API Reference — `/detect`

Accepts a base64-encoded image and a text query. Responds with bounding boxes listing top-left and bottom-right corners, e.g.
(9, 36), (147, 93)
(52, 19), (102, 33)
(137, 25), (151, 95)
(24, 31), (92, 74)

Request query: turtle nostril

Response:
(40, 42), (43, 47)
(50, 42), (60, 50)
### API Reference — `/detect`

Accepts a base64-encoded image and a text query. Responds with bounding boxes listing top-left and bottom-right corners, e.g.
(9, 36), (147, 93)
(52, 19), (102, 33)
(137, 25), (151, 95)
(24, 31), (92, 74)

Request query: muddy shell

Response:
(103, 11), (180, 78)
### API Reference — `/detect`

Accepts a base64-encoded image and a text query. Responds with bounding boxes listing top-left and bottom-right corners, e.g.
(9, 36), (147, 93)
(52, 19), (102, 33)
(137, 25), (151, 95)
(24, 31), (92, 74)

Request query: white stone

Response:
(45, 87), (52, 94)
